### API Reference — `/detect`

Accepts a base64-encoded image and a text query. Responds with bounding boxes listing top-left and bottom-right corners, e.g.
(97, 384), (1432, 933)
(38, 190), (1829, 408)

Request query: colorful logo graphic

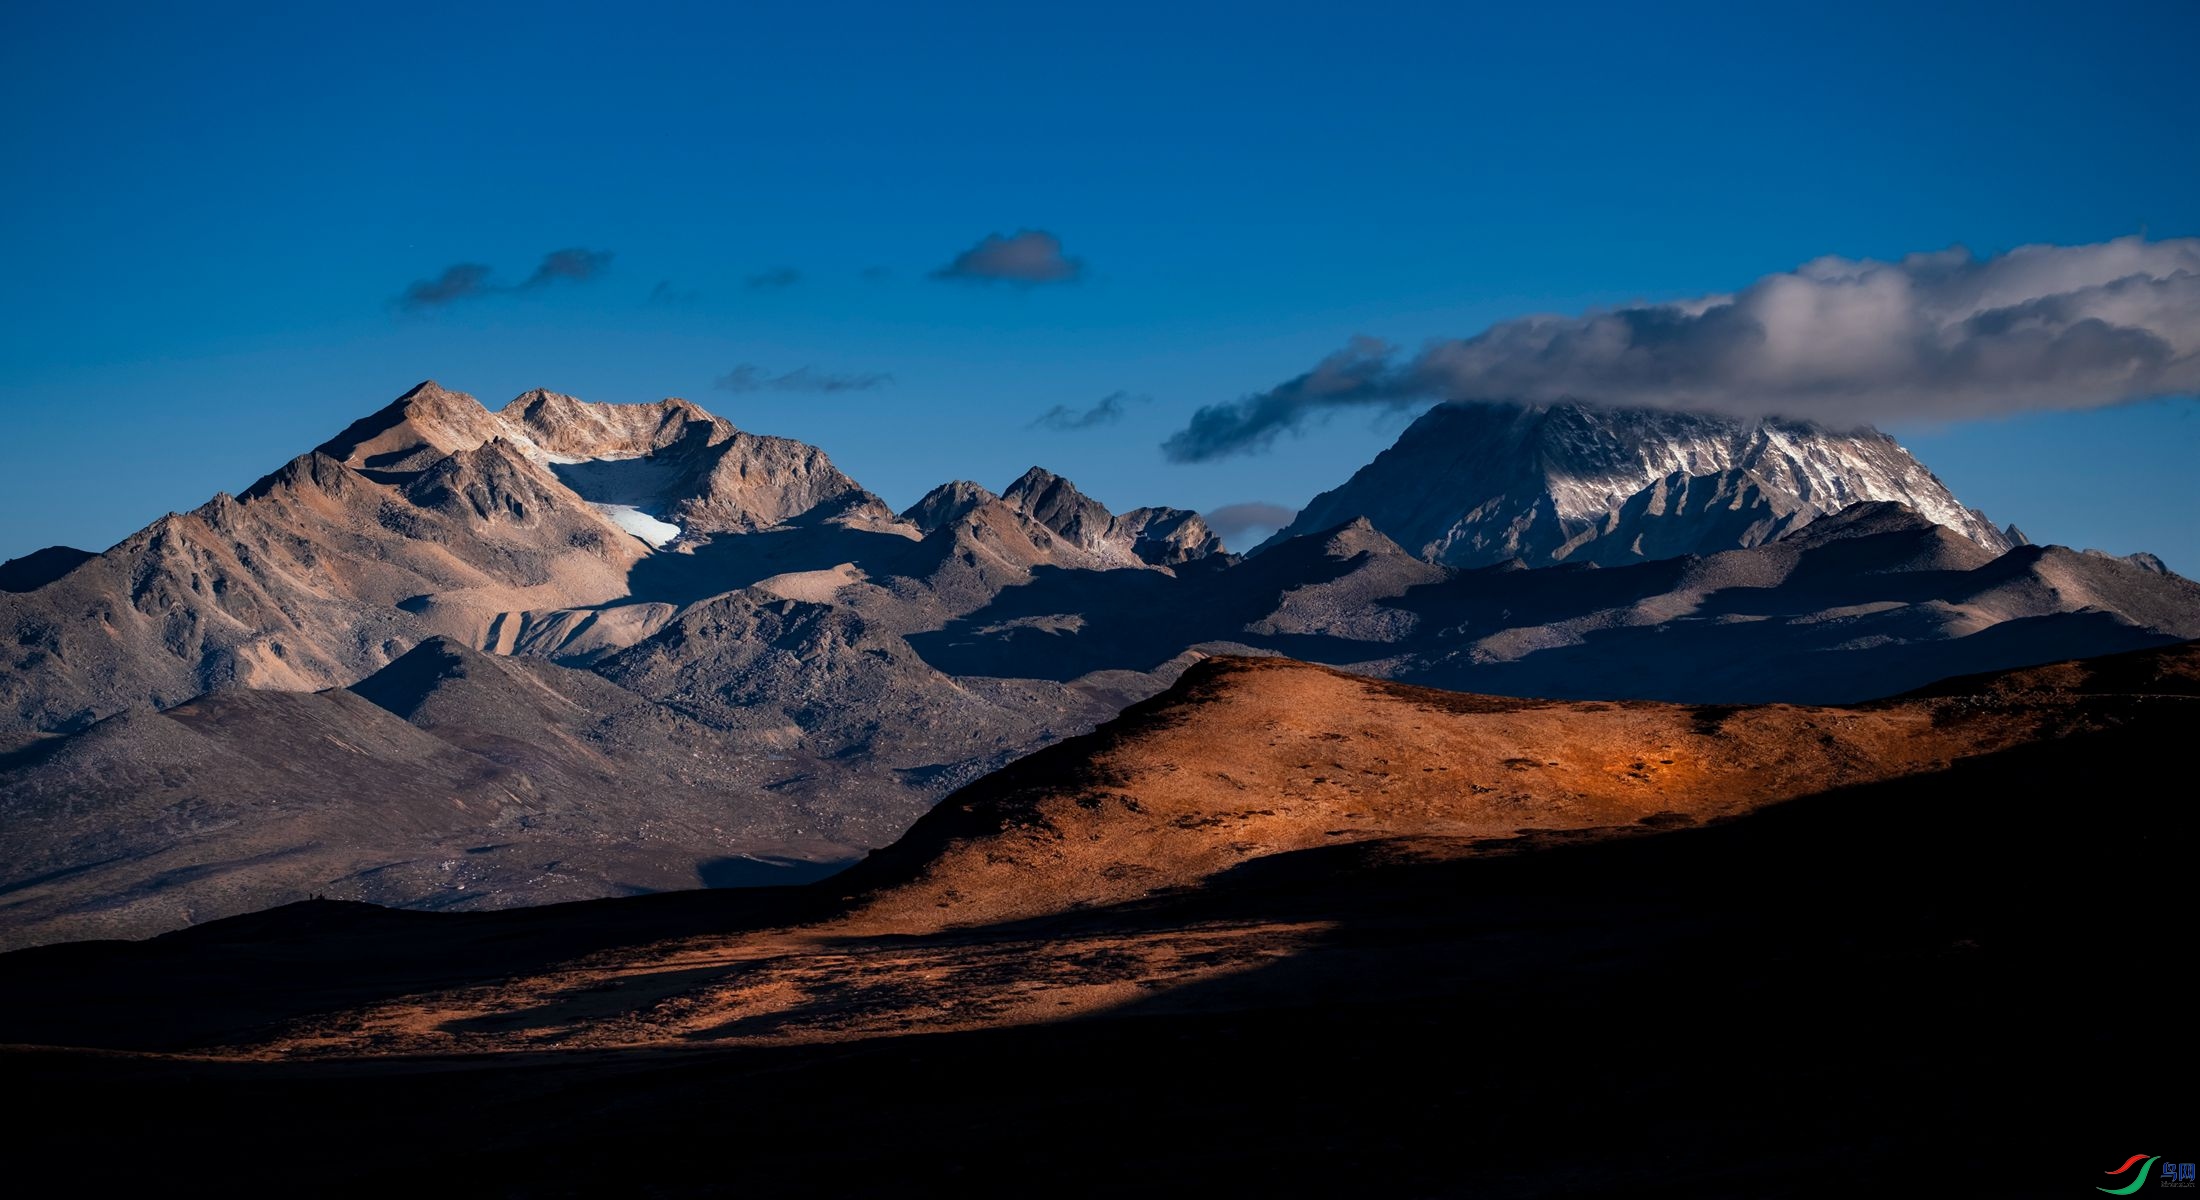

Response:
(2102, 1156), (2160, 1195)
(2102, 1156), (2199, 1193)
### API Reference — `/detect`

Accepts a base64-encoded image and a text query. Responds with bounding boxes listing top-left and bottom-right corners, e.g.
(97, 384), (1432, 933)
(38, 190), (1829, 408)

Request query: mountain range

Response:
(3, 381), (2196, 947)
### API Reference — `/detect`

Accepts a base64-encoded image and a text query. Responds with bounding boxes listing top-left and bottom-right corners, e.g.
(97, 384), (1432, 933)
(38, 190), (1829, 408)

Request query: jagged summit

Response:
(1267, 399), (2016, 568)
(1114, 507), (1223, 565)
(322, 383), (725, 474)
(995, 466), (1222, 568)
(312, 384), (877, 540)
(902, 480), (999, 534)
(1000, 467), (1122, 555)
(503, 389), (723, 460)
(238, 450), (361, 502)
(317, 380), (507, 476)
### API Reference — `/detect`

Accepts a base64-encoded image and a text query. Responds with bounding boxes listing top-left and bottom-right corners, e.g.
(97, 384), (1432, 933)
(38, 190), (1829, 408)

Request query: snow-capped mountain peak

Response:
(1267, 400), (2014, 568)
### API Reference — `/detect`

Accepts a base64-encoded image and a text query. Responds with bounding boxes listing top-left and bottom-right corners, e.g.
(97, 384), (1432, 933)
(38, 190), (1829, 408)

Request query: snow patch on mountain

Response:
(591, 504), (682, 548)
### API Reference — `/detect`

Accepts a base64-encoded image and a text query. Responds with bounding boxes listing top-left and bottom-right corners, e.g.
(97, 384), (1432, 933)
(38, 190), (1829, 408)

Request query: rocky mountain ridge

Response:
(3, 381), (2196, 947)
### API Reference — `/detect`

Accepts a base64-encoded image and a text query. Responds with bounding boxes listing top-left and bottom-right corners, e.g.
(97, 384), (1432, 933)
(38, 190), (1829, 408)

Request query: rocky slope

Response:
(999, 466), (1222, 566)
(3, 381), (2196, 948)
(923, 501), (2200, 704)
(0, 638), (854, 948)
(0, 435), (643, 736)
(1267, 399), (2018, 567)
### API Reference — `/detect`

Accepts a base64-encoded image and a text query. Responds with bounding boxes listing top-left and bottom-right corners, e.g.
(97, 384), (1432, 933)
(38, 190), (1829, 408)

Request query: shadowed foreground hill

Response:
(0, 642), (2190, 1193)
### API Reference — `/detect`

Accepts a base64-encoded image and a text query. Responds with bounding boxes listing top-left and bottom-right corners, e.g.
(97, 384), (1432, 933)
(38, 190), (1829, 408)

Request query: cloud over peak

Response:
(1164, 236), (2200, 461)
(932, 229), (1083, 285)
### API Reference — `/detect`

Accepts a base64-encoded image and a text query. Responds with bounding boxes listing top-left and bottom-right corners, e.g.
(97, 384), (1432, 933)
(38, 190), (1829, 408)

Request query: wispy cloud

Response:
(399, 263), (494, 310)
(715, 364), (894, 393)
(932, 229), (1082, 285)
(746, 266), (801, 290)
(1201, 502), (1298, 546)
(1165, 236), (2200, 461)
(1029, 391), (1143, 431)
(648, 280), (701, 305)
(396, 248), (615, 311)
(521, 247), (614, 288)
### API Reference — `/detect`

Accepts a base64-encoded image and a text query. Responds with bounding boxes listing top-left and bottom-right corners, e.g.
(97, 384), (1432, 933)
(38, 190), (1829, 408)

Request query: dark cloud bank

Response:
(933, 230), (1082, 285)
(1165, 237), (2200, 461)
(399, 248), (615, 310)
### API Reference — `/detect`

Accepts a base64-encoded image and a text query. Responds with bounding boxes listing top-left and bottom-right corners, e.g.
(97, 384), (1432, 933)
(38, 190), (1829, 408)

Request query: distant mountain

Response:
(925, 500), (2200, 705)
(322, 382), (883, 539)
(3, 380), (2195, 948)
(998, 467), (1222, 566)
(1266, 400), (2017, 567)
(0, 637), (852, 948)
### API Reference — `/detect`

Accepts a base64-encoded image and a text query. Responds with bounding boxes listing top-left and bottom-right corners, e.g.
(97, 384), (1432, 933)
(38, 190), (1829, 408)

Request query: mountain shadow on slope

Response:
(0, 547), (96, 593)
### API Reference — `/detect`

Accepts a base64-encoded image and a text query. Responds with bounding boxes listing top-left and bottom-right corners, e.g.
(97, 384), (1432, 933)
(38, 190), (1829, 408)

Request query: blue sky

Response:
(2, 0), (2196, 568)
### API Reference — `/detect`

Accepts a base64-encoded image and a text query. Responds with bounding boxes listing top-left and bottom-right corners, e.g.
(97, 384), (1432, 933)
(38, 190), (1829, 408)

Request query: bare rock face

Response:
(1001, 467), (1125, 559)
(0, 433), (641, 735)
(998, 467), (1224, 568)
(670, 426), (878, 534)
(321, 382), (878, 540)
(901, 481), (1000, 534)
(0, 382), (866, 738)
(316, 380), (514, 477)
(1116, 506), (1224, 566)
(502, 389), (719, 459)
(1268, 400), (2015, 568)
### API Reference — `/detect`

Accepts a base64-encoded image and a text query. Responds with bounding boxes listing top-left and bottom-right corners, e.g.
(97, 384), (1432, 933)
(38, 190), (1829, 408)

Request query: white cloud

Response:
(1167, 236), (2200, 460)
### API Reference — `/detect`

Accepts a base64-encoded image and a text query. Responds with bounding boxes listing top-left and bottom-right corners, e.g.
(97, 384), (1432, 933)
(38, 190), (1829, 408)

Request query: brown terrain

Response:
(1, 640), (2187, 1193)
